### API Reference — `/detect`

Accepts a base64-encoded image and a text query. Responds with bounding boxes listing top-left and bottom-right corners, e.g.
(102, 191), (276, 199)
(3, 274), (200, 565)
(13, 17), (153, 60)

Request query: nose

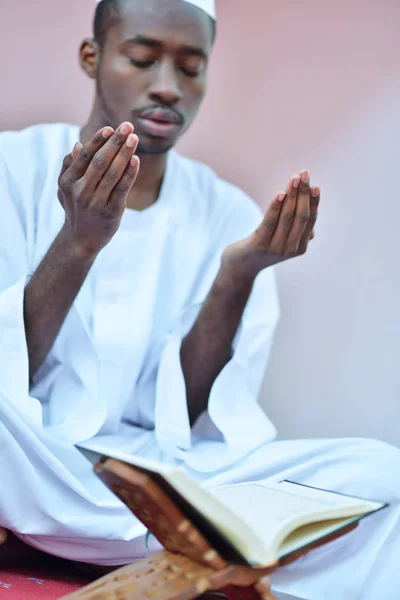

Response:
(148, 59), (183, 106)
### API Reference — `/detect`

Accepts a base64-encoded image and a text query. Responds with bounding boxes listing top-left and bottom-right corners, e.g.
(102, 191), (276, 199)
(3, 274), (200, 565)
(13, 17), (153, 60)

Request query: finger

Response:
(298, 186), (320, 254)
(258, 578), (274, 600)
(253, 191), (286, 248)
(58, 143), (82, 186)
(92, 133), (139, 203)
(269, 174), (301, 251)
(65, 128), (115, 182)
(72, 141), (83, 160)
(105, 155), (141, 217)
(58, 145), (84, 208)
(284, 170), (311, 255)
(0, 527), (7, 545)
(83, 122), (135, 189)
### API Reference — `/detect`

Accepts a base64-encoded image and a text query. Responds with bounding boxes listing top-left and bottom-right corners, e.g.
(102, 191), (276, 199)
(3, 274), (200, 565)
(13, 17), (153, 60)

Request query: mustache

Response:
(132, 104), (185, 125)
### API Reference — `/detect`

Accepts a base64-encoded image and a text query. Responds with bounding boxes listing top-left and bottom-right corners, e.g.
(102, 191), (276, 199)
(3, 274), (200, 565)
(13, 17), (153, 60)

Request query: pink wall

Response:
(1, 1), (399, 445)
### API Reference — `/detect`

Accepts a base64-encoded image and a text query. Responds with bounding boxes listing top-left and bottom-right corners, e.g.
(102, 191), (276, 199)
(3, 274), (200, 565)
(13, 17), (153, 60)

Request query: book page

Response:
(279, 515), (359, 558)
(211, 480), (382, 551)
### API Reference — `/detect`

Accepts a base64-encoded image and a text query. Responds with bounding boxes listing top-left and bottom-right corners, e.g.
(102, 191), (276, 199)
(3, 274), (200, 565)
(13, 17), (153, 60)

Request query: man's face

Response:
(88, 0), (214, 154)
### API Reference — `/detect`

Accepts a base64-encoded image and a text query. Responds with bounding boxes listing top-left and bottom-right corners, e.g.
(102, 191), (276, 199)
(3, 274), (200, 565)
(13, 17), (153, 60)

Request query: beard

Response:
(96, 76), (176, 156)
(136, 137), (175, 155)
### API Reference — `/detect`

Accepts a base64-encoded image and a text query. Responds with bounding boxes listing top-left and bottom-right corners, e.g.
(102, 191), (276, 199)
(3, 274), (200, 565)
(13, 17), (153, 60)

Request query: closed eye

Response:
(130, 59), (201, 77)
(130, 59), (155, 68)
(180, 67), (200, 78)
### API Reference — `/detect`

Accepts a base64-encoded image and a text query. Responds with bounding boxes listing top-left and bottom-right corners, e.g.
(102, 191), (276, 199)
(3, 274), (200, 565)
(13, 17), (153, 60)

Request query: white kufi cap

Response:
(96, 0), (216, 20)
(182, 0), (216, 19)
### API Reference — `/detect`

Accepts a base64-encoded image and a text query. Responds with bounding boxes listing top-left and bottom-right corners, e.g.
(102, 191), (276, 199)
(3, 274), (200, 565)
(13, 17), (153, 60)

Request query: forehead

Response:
(114, 0), (213, 50)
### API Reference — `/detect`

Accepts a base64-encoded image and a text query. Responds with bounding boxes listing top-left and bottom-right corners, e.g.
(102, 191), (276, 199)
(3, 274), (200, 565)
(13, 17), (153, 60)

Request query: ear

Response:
(80, 38), (100, 79)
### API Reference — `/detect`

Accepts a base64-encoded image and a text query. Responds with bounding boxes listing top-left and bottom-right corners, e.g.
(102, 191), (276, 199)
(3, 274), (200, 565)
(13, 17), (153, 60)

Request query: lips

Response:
(137, 108), (183, 139)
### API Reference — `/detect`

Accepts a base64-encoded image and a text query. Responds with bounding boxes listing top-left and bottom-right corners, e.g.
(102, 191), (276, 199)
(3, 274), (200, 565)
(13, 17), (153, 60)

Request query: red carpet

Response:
(0, 559), (93, 599)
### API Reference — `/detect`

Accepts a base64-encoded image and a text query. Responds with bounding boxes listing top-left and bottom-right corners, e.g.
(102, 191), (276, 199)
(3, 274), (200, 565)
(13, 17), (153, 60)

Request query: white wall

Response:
(262, 83), (400, 445)
(1, 0), (399, 445)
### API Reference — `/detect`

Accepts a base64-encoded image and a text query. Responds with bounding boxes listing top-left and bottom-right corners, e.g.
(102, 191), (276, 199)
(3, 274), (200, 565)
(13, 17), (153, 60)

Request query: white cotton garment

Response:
(0, 122), (278, 464)
(96, 0), (217, 20)
(0, 124), (400, 600)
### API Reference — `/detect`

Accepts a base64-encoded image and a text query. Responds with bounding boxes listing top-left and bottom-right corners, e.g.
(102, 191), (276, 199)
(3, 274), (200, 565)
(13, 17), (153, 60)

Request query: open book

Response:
(78, 441), (387, 569)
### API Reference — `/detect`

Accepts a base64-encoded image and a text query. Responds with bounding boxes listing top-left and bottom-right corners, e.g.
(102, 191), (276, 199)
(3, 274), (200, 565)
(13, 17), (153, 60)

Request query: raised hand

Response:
(58, 122), (140, 258)
(222, 171), (320, 282)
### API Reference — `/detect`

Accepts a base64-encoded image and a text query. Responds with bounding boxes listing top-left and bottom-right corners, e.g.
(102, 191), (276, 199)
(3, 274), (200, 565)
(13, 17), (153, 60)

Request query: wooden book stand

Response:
(63, 458), (358, 600)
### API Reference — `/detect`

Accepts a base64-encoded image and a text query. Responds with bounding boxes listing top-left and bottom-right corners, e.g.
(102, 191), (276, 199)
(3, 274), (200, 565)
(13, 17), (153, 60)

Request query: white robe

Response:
(0, 123), (399, 600)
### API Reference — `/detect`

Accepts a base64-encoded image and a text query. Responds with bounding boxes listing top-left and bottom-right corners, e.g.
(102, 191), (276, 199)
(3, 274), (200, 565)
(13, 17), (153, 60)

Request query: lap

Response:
(199, 437), (400, 504)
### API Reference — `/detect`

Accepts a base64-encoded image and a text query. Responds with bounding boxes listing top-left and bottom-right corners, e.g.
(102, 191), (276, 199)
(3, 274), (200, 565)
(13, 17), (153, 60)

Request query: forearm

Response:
(180, 265), (255, 425)
(24, 227), (96, 379)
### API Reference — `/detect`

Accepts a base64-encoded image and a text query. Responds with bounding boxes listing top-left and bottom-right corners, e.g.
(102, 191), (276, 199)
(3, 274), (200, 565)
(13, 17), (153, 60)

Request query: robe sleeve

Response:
(0, 152), (42, 423)
(154, 186), (280, 472)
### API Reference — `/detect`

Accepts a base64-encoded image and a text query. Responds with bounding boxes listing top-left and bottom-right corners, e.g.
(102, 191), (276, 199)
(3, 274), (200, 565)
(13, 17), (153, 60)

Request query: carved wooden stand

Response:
(63, 458), (357, 600)
(63, 549), (274, 600)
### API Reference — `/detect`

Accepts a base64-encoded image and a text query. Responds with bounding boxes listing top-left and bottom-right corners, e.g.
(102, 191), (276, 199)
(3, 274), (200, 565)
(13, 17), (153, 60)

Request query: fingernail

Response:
(102, 127), (114, 139)
(131, 155), (139, 167)
(126, 134), (136, 148)
(302, 171), (310, 184)
(72, 142), (82, 157)
(277, 192), (286, 202)
(120, 122), (131, 135)
(311, 188), (320, 197)
(293, 176), (301, 189)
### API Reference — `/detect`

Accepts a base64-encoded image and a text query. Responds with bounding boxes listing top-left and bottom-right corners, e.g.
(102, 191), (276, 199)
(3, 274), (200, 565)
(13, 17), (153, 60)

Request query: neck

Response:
(80, 111), (168, 212)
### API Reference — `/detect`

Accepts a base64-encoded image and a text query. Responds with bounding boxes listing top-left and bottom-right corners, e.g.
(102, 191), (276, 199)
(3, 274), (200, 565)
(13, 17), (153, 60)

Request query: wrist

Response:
(217, 258), (257, 293)
(220, 246), (261, 289)
(57, 226), (99, 265)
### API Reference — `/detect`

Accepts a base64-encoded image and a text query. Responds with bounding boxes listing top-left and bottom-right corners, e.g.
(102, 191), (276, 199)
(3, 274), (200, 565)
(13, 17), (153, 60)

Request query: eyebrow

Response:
(124, 35), (209, 59)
